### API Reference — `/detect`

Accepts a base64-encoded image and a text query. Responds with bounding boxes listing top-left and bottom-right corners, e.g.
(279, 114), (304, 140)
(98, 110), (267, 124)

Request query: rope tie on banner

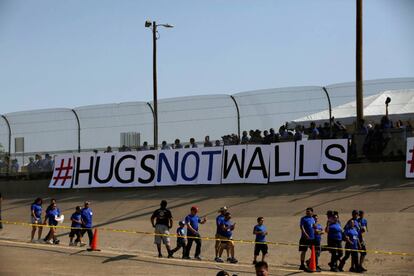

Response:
(1, 219), (413, 257)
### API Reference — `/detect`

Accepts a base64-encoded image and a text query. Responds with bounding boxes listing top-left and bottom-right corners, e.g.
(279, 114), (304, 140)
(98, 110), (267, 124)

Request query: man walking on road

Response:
(151, 200), (173, 258)
(183, 206), (206, 260)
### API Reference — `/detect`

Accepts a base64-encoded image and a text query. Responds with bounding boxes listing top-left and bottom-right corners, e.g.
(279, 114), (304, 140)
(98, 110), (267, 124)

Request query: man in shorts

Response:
(217, 212), (237, 263)
(299, 207), (315, 271)
(150, 200), (173, 258)
(253, 217), (268, 264)
(215, 206), (228, 262)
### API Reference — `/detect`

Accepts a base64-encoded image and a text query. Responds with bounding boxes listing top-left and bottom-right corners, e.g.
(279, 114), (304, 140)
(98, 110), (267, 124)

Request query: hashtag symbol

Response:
(52, 158), (73, 186)
(407, 147), (414, 173)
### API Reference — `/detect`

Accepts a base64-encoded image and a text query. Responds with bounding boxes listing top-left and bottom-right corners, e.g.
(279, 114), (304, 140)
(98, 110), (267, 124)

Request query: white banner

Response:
(320, 139), (348, 179)
(406, 137), (414, 178)
(72, 152), (95, 189)
(269, 142), (295, 182)
(295, 140), (322, 180)
(244, 145), (270, 184)
(197, 147), (223, 185)
(49, 154), (74, 189)
(112, 152), (139, 187)
(156, 150), (179, 186)
(91, 153), (116, 188)
(50, 139), (349, 189)
(221, 145), (247, 184)
(177, 148), (201, 185)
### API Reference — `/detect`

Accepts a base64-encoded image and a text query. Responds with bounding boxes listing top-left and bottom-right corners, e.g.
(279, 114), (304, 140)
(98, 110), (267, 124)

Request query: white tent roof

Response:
(293, 89), (414, 125)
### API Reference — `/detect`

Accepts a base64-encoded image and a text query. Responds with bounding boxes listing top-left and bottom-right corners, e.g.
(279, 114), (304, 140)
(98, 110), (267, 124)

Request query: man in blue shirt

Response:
(215, 206), (228, 262)
(69, 206), (83, 246)
(309, 214), (323, 272)
(253, 216), (268, 265)
(299, 207), (315, 271)
(217, 212), (237, 263)
(30, 197), (43, 242)
(357, 210), (368, 271)
(81, 201), (93, 246)
(183, 206), (206, 260)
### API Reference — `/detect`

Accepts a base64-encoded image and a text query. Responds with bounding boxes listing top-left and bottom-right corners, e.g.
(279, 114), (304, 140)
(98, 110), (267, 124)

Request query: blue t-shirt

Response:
(31, 203), (42, 220)
(46, 208), (60, 225)
(345, 219), (360, 232)
(176, 226), (186, 241)
(328, 222), (343, 241)
(71, 212), (82, 228)
(185, 214), (201, 234)
(300, 216), (315, 239)
(254, 224), (267, 242)
(314, 223), (323, 243)
(344, 228), (359, 249)
(218, 219), (233, 238)
(216, 214), (225, 234)
(358, 218), (368, 228)
(81, 208), (93, 228)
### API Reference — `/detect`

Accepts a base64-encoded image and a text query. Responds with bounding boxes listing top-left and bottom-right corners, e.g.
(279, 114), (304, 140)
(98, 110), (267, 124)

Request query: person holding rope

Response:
(30, 197), (43, 243)
(150, 200), (173, 258)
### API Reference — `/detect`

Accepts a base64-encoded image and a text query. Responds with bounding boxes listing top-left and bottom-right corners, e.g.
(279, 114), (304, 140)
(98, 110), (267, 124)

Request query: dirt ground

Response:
(0, 162), (414, 275)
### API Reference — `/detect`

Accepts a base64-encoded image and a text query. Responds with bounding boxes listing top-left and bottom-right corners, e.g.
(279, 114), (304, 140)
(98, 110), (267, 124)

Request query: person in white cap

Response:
(215, 206), (228, 262)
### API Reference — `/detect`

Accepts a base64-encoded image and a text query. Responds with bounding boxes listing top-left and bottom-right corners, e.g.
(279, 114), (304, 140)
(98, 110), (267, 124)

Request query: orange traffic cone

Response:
(87, 228), (101, 251)
(309, 245), (317, 272)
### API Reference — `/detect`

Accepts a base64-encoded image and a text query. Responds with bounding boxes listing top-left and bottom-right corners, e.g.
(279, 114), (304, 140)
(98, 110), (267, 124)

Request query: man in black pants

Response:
(183, 206), (206, 260)
(81, 201), (93, 246)
(150, 200), (173, 258)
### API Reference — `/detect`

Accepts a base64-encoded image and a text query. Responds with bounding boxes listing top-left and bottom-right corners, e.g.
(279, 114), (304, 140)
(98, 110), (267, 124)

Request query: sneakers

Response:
(69, 242), (75, 246)
(46, 240), (54, 244)
(158, 253), (163, 258)
(215, 257), (224, 263)
(182, 256), (190, 260)
(53, 239), (60, 245)
(194, 256), (202, 261)
(228, 257), (238, 264)
(299, 264), (306, 271)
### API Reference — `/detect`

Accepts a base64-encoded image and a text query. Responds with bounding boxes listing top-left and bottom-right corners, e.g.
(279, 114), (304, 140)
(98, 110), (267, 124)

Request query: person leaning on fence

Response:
(170, 220), (186, 258)
(253, 216), (268, 265)
(69, 206), (83, 246)
(81, 201), (94, 247)
(150, 200), (173, 258)
(30, 197), (43, 242)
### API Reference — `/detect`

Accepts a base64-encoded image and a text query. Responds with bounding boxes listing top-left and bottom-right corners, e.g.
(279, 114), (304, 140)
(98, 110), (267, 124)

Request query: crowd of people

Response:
(0, 153), (54, 175)
(150, 201), (369, 274)
(30, 198), (94, 246)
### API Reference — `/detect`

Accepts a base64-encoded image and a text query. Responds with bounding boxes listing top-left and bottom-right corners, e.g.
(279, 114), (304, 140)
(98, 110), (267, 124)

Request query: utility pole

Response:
(356, 0), (364, 128)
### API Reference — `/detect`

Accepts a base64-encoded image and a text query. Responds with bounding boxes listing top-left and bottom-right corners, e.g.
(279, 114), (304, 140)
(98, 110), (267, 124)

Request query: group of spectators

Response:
(0, 153), (54, 175)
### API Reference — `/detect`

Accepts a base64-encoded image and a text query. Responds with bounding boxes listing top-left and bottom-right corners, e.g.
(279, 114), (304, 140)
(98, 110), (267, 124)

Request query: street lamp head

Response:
(160, 23), (174, 28)
(145, 20), (152, 28)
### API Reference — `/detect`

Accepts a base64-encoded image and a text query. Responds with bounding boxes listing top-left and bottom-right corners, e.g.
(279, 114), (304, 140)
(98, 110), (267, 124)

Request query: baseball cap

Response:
(179, 220), (185, 226)
(218, 206), (228, 212)
(352, 209), (358, 215)
(191, 206), (198, 212)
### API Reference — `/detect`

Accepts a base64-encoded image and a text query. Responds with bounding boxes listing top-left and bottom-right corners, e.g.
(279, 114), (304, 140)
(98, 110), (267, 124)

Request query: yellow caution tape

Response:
(1, 219), (413, 257)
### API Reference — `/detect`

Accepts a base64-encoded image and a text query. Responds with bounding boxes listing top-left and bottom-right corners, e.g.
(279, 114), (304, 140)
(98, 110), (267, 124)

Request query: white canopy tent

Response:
(292, 89), (414, 126)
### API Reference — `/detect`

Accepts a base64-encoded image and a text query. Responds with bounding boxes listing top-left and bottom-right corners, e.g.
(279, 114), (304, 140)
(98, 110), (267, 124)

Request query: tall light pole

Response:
(145, 20), (173, 149)
(356, 0), (364, 128)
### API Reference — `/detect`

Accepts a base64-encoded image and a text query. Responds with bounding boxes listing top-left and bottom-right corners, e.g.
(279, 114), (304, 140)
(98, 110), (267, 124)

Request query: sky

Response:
(0, 0), (413, 114)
